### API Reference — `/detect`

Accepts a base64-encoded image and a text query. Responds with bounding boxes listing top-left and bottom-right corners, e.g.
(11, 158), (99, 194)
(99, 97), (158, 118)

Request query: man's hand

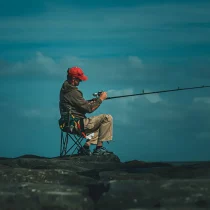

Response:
(99, 92), (107, 101)
(87, 98), (96, 104)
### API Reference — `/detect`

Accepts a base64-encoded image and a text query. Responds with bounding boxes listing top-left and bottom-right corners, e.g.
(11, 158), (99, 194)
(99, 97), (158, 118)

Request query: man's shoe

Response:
(92, 147), (113, 155)
(78, 147), (92, 156)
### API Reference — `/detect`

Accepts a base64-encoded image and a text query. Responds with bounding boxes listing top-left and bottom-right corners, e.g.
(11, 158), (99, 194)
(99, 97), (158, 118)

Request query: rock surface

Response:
(0, 154), (210, 210)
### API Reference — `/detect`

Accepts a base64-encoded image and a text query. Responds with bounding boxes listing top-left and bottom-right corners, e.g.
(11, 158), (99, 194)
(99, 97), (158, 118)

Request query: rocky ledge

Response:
(0, 154), (210, 210)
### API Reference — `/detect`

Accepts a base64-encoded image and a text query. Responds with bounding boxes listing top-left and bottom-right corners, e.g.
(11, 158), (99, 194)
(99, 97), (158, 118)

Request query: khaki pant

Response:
(83, 114), (113, 145)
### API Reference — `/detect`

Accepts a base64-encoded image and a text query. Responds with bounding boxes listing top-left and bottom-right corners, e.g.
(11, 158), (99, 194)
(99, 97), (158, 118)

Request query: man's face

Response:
(74, 78), (82, 86)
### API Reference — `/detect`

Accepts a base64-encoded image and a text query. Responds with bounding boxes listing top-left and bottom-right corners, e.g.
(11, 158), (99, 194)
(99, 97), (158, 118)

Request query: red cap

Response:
(67, 66), (88, 81)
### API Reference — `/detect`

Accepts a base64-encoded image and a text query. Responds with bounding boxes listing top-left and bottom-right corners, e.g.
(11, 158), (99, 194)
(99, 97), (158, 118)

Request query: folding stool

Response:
(59, 108), (86, 157)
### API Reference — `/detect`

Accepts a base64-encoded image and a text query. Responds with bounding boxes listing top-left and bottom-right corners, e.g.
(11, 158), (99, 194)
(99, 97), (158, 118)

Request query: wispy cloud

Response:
(108, 88), (162, 104)
(0, 52), (147, 82)
(105, 88), (163, 124)
(107, 88), (137, 104)
(1, 50), (210, 90)
(22, 109), (42, 118)
(128, 56), (144, 69)
(0, 52), (85, 77)
(193, 97), (210, 104)
(106, 88), (136, 125)
(21, 107), (59, 119)
(144, 90), (162, 104)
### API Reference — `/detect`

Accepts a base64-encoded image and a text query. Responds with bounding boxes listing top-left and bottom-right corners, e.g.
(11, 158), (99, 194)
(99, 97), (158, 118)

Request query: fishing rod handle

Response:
(92, 90), (104, 97)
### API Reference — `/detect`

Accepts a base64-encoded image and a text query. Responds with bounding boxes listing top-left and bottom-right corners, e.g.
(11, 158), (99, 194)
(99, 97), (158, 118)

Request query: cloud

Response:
(0, 52), (56, 76)
(2, 51), (210, 92)
(108, 88), (162, 104)
(128, 56), (143, 69)
(143, 89), (162, 103)
(193, 97), (210, 104)
(0, 52), (86, 77)
(21, 107), (59, 119)
(105, 86), (210, 128)
(22, 109), (42, 118)
(104, 88), (163, 125)
(105, 88), (136, 124)
(0, 52), (148, 83)
(107, 88), (136, 101)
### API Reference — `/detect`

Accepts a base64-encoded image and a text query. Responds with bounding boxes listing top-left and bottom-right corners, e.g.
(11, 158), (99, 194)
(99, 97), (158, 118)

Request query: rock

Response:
(122, 160), (172, 170)
(120, 160), (210, 180)
(0, 153), (121, 172)
(0, 168), (95, 186)
(16, 154), (50, 159)
(99, 170), (161, 181)
(59, 153), (121, 163)
(0, 154), (210, 209)
(96, 179), (210, 210)
(0, 164), (10, 169)
(0, 158), (87, 172)
(148, 164), (210, 179)
(0, 182), (94, 210)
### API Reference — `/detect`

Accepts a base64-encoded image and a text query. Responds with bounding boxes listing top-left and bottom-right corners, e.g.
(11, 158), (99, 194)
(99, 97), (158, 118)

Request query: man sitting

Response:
(59, 66), (113, 155)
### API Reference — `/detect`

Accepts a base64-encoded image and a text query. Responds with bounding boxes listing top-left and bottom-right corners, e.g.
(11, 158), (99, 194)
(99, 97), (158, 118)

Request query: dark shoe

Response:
(78, 147), (92, 156)
(92, 147), (113, 155)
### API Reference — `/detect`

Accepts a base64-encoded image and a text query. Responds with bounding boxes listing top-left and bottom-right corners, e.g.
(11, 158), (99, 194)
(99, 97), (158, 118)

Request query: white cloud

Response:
(102, 88), (136, 125)
(193, 97), (210, 104)
(107, 88), (162, 104)
(0, 52), (147, 83)
(35, 52), (58, 74)
(103, 88), (163, 125)
(128, 56), (143, 69)
(0, 52), (60, 76)
(107, 88), (136, 101)
(143, 89), (162, 103)
(0, 52), (87, 77)
(23, 109), (41, 118)
(21, 108), (59, 119)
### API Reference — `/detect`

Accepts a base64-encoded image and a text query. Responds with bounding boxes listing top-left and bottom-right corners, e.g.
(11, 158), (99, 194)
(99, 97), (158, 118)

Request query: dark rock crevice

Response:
(87, 182), (110, 205)
(77, 169), (101, 180)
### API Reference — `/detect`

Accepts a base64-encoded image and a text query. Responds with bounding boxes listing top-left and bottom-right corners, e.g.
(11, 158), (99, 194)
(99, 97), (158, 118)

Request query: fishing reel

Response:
(93, 90), (104, 98)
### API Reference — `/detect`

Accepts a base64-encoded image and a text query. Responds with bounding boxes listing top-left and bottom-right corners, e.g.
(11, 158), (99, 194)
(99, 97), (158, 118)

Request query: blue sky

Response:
(1, 0), (210, 162)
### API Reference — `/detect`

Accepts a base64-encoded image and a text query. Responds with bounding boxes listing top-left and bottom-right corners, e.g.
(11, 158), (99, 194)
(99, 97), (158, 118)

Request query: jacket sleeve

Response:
(71, 89), (102, 113)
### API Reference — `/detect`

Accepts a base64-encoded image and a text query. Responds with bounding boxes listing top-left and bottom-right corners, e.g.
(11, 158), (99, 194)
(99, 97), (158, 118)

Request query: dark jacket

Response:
(59, 80), (102, 119)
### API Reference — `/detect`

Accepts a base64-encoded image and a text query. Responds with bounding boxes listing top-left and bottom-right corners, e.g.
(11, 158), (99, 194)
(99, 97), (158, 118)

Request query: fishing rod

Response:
(92, 85), (210, 100)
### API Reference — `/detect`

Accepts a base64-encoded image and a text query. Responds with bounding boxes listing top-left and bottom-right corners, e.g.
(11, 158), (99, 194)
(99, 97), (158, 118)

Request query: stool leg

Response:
(60, 131), (65, 157)
(71, 136), (84, 154)
(60, 131), (86, 157)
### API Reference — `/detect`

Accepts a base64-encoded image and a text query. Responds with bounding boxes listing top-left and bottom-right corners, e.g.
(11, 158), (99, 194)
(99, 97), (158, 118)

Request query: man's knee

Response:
(106, 114), (113, 122)
(101, 114), (113, 123)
